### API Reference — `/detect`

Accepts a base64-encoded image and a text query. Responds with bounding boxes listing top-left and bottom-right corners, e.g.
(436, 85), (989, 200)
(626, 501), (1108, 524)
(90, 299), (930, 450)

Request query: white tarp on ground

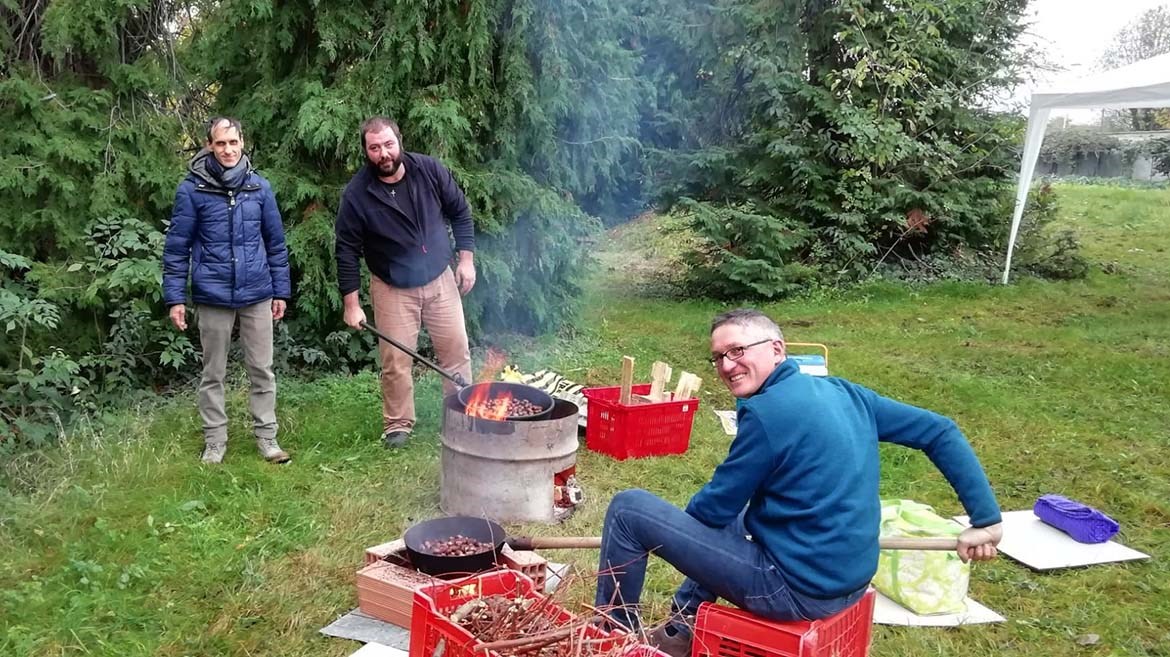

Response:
(1003, 52), (1170, 283)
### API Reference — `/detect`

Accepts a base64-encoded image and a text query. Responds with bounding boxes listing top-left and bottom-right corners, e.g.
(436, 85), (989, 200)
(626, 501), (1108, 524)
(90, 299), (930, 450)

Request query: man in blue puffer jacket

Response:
(596, 309), (1004, 657)
(162, 117), (292, 465)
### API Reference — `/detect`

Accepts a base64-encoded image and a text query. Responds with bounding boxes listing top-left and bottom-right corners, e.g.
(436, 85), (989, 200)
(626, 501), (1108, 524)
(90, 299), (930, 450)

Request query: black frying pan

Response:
(403, 516), (508, 576)
(359, 320), (554, 421)
(401, 516), (598, 577)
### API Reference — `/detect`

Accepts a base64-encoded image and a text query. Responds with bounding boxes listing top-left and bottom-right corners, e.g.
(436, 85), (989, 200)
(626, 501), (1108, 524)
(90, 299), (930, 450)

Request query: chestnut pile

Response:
(467, 398), (544, 418)
(422, 534), (495, 556)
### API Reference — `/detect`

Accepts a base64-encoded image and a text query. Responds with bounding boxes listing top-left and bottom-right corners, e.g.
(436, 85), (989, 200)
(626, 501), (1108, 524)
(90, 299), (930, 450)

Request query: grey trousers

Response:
(197, 300), (278, 443)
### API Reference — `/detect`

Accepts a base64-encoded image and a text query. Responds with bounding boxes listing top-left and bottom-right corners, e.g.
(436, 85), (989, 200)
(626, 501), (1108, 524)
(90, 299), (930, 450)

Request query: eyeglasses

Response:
(709, 339), (774, 366)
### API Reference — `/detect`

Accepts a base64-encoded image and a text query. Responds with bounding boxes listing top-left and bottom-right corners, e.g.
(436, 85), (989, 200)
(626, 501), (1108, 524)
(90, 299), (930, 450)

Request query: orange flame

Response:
(463, 384), (514, 421)
(477, 347), (509, 383)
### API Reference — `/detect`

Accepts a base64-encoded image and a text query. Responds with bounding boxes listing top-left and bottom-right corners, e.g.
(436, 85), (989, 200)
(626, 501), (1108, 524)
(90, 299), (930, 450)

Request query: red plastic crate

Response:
(411, 571), (550, 657)
(411, 571), (639, 657)
(583, 384), (700, 460)
(692, 589), (875, 657)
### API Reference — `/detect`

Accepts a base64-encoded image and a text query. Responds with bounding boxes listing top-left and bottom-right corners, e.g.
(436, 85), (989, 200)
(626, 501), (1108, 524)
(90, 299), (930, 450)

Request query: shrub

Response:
(1010, 184), (1090, 281)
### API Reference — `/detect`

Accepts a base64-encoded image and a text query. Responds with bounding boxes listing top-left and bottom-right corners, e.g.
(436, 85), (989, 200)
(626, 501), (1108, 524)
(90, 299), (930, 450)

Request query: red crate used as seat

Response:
(583, 384), (700, 460)
(692, 589), (875, 657)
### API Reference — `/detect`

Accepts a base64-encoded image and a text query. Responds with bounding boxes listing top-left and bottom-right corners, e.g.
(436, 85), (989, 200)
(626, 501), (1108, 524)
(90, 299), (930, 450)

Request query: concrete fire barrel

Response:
(440, 396), (579, 523)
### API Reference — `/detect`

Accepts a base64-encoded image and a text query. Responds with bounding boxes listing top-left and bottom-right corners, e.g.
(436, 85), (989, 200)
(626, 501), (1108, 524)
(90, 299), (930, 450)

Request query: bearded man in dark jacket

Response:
(162, 117), (292, 465)
(335, 116), (476, 449)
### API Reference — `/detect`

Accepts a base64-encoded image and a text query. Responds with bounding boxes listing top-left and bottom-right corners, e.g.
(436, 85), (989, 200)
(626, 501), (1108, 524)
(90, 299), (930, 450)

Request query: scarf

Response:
(189, 147), (253, 191)
(205, 151), (252, 190)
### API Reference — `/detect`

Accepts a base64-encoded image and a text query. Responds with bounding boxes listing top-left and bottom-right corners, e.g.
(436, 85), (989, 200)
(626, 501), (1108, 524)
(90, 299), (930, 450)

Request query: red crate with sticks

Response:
(410, 570), (666, 657)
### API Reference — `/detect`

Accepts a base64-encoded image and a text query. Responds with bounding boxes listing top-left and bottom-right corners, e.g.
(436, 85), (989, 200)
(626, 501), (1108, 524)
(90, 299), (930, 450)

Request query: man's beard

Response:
(368, 154), (402, 178)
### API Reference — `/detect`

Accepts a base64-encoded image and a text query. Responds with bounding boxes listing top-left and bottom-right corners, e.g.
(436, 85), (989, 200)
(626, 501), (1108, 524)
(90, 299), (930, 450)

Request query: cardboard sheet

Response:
(545, 562), (570, 594)
(350, 643), (408, 657)
(320, 609), (411, 649)
(954, 510), (1150, 570)
(873, 592), (1004, 626)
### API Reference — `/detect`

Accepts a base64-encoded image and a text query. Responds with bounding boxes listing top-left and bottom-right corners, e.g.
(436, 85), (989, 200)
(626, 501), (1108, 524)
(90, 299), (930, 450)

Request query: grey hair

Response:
(711, 308), (784, 342)
(360, 116), (402, 148)
(205, 116), (243, 143)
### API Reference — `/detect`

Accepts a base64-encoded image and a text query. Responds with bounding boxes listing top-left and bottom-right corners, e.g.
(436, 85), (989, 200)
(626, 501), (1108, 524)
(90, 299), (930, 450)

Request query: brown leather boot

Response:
(647, 620), (693, 657)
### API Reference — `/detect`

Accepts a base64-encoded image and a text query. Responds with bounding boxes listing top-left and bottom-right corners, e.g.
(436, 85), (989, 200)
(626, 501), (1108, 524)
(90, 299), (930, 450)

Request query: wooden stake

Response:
(619, 356), (635, 405)
(673, 372), (702, 400)
(648, 361), (672, 402)
(688, 374), (703, 399)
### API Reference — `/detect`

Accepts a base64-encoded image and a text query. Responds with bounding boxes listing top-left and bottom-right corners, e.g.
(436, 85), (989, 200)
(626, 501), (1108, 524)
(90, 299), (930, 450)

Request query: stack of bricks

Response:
(356, 539), (428, 628)
(364, 538), (409, 566)
(498, 544), (548, 590)
(356, 538), (549, 628)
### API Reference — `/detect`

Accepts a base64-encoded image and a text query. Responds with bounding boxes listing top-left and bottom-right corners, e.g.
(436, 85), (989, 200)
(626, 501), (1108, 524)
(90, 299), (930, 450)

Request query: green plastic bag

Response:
(871, 499), (969, 615)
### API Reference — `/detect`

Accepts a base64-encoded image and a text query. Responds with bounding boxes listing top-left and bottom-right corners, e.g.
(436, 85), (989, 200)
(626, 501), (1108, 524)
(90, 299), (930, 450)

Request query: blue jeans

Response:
(595, 489), (865, 630)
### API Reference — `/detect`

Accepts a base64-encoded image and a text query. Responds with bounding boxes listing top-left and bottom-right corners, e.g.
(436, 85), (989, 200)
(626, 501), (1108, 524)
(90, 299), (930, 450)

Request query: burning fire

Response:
(463, 384), (514, 421)
(477, 347), (509, 382)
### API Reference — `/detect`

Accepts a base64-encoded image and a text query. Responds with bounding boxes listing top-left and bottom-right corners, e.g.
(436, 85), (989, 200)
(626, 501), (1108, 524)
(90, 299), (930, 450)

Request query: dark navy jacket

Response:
(162, 151), (291, 308)
(334, 152), (475, 293)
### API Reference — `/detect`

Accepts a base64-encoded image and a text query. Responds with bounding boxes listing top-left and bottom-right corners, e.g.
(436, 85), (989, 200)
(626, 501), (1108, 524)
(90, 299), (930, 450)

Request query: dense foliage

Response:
(641, 0), (1035, 298)
(1, 0), (643, 446)
(1151, 136), (1170, 176)
(2, 0), (1072, 447)
(183, 0), (642, 340)
(1, 0), (192, 446)
(1005, 183), (1089, 281)
(1037, 127), (1170, 181)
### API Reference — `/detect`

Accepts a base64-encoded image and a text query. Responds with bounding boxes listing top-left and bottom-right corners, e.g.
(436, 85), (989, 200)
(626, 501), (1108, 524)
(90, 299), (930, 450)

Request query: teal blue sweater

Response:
(685, 358), (1001, 598)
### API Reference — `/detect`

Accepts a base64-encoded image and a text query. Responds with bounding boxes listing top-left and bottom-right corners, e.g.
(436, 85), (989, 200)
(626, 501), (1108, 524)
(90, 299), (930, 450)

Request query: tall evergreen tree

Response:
(2, 0), (194, 443)
(183, 0), (646, 335)
(641, 0), (1032, 297)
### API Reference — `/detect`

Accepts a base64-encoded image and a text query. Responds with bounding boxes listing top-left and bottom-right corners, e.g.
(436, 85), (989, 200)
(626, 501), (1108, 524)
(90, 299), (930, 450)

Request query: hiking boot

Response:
(381, 429), (410, 449)
(201, 441), (227, 464)
(647, 617), (694, 657)
(256, 436), (291, 463)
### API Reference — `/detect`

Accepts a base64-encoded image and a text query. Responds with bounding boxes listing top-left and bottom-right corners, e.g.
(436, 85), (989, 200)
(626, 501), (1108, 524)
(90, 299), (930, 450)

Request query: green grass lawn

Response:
(3, 183), (1169, 656)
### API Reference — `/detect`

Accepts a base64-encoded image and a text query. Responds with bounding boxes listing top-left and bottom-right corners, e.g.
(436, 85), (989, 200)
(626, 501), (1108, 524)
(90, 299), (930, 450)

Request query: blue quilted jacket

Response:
(162, 151), (291, 308)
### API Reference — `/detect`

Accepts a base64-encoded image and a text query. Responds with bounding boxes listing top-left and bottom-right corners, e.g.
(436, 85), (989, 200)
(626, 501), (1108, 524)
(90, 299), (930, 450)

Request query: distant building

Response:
(1038, 130), (1168, 181)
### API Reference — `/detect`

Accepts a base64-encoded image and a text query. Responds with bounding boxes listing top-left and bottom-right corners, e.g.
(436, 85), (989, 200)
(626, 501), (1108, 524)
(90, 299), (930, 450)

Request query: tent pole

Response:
(1002, 107), (1051, 284)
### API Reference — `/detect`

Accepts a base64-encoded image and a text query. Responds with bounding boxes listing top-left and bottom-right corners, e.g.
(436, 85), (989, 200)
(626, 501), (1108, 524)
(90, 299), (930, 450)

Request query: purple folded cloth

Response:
(1034, 494), (1119, 544)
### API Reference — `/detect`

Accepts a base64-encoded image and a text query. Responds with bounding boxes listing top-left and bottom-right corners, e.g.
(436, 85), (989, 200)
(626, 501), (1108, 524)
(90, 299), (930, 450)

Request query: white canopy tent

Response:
(1002, 52), (1170, 284)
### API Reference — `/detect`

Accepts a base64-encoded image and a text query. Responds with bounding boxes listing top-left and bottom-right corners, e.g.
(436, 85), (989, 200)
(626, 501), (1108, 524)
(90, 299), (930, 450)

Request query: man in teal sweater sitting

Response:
(595, 309), (1003, 657)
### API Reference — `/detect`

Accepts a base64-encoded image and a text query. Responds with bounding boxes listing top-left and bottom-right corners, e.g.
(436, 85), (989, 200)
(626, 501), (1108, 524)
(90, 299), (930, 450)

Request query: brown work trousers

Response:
(369, 269), (471, 433)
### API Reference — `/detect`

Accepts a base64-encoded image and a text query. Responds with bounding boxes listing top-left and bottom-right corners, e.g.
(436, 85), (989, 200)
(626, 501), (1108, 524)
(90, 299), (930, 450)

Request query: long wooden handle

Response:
(507, 536), (959, 551)
(879, 536), (959, 550)
(508, 536), (603, 551)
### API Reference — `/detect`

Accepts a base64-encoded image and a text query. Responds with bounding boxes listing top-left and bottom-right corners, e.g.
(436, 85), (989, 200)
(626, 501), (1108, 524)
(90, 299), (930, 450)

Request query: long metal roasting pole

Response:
(360, 320), (468, 388)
